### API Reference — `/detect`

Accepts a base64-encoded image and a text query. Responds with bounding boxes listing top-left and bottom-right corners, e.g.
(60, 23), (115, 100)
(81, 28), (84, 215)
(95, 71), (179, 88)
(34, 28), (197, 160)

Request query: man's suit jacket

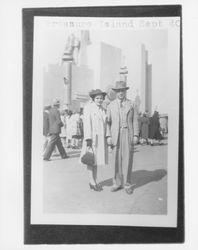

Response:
(43, 110), (49, 136)
(48, 107), (63, 134)
(106, 99), (139, 146)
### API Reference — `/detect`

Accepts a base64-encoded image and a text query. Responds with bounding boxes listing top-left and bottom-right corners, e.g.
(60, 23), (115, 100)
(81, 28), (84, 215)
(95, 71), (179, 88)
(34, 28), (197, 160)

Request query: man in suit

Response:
(43, 99), (68, 161)
(43, 103), (51, 153)
(106, 81), (139, 194)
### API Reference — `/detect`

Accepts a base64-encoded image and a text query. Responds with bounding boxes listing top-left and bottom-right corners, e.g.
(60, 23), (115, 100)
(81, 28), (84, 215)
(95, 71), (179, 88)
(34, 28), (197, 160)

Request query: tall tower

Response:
(146, 64), (152, 115)
(120, 55), (128, 82)
(120, 66), (128, 82)
(61, 40), (73, 106)
(135, 89), (141, 113)
(61, 31), (91, 109)
(141, 44), (152, 115)
(79, 30), (91, 66)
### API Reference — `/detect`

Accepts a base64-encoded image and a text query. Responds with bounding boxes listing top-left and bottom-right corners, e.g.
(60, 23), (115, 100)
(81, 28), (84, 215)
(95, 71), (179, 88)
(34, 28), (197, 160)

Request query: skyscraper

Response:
(141, 44), (152, 115)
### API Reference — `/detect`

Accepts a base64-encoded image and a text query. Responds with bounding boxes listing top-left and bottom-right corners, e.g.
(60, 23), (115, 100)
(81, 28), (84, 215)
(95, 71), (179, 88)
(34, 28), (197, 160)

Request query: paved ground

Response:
(43, 139), (168, 215)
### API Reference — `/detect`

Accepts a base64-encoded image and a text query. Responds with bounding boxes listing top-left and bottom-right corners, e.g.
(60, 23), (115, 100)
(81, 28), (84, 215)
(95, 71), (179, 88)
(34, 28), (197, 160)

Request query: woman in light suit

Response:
(80, 89), (108, 191)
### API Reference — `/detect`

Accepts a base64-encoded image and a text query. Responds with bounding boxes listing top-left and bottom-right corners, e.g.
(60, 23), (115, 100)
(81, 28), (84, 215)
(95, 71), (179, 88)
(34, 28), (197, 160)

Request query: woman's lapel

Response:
(92, 103), (105, 121)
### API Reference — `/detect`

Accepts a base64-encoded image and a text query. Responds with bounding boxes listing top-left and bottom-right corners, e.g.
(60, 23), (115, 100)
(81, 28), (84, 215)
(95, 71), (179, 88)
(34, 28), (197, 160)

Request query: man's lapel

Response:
(113, 100), (119, 112)
(113, 100), (120, 122)
(125, 99), (132, 115)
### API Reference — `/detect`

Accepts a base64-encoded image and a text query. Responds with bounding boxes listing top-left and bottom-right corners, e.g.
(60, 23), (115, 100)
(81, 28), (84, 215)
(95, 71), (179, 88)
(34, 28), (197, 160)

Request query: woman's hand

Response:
(86, 139), (92, 147)
(107, 137), (113, 145)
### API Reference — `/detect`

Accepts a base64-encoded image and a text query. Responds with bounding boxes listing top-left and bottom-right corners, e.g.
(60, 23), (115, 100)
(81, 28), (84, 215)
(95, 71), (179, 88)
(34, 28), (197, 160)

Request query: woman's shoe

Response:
(89, 183), (101, 191)
(96, 183), (103, 191)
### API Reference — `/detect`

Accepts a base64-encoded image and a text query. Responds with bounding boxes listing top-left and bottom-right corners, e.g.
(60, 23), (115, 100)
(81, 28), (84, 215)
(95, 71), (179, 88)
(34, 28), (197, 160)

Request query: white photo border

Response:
(31, 15), (180, 228)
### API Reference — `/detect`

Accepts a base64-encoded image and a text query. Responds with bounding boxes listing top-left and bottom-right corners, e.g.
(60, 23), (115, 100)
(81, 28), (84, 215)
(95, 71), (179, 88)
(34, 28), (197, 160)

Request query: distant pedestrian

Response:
(139, 112), (150, 145)
(159, 116), (168, 137)
(80, 89), (108, 192)
(43, 104), (51, 153)
(65, 110), (73, 148)
(79, 109), (84, 147)
(43, 99), (68, 161)
(70, 111), (82, 149)
(137, 112), (142, 143)
(149, 111), (163, 146)
(60, 110), (67, 148)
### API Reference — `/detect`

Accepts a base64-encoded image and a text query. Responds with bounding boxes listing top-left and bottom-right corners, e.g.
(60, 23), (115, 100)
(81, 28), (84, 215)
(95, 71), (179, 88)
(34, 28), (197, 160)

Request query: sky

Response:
(34, 16), (180, 114)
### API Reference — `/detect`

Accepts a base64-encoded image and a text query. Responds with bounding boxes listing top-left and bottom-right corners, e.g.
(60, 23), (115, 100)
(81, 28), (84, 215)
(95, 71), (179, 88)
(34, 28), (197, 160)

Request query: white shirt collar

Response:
(117, 98), (126, 105)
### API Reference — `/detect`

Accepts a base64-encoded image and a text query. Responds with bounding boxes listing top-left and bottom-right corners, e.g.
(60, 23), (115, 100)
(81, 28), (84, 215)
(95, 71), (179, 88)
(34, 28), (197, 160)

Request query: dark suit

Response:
(43, 110), (50, 152)
(43, 110), (49, 136)
(43, 107), (67, 160)
(106, 99), (139, 187)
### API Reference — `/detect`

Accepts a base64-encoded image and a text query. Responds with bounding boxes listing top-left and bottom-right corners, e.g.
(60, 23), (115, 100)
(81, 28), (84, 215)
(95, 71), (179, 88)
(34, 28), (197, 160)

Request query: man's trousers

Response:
(43, 134), (67, 160)
(111, 128), (134, 187)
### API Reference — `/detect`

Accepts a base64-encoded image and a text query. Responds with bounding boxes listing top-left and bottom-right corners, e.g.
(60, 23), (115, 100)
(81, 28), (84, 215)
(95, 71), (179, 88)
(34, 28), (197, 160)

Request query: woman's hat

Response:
(89, 89), (107, 98)
(112, 81), (129, 91)
(52, 98), (60, 106)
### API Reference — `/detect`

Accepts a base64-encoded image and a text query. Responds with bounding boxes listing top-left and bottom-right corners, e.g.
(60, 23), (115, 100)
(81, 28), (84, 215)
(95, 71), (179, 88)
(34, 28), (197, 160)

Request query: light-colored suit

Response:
(106, 99), (139, 186)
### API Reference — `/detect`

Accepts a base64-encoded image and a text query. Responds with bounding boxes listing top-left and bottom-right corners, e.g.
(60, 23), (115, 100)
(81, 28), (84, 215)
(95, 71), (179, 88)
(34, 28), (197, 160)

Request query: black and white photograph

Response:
(30, 12), (181, 229)
(4, 0), (198, 248)
(5, 0), (198, 247)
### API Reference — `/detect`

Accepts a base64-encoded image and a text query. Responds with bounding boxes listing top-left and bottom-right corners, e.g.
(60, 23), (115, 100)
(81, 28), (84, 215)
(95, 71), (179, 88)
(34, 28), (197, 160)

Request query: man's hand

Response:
(107, 137), (113, 146)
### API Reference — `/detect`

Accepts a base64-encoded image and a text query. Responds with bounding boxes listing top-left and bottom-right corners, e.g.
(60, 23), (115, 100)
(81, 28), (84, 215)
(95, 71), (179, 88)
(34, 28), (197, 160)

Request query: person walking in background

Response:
(139, 112), (150, 145)
(70, 111), (82, 149)
(43, 103), (51, 153)
(80, 89), (108, 192)
(106, 81), (139, 194)
(65, 110), (73, 148)
(137, 112), (142, 143)
(60, 109), (67, 148)
(149, 110), (163, 146)
(43, 99), (68, 161)
(78, 108), (84, 148)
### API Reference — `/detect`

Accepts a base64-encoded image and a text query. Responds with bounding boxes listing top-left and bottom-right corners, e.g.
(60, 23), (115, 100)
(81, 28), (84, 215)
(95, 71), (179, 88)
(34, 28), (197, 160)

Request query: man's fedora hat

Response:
(44, 103), (51, 108)
(89, 89), (107, 98)
(112, 81), (129, 91)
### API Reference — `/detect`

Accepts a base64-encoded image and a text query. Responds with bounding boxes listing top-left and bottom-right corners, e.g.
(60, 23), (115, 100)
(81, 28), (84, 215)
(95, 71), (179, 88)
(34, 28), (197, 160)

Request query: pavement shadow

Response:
(160, 143), (168, 146)
(133, 148), (139, 153)
(99, 178), (113, 187)
(99, 169), (166, 189)
(150, 142), (168, 146)
(131, 169), (167, 189)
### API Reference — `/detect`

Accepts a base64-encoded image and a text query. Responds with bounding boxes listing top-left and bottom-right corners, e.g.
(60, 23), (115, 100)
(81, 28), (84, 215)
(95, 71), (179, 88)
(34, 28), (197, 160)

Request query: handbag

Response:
(81, 147), (95, 166)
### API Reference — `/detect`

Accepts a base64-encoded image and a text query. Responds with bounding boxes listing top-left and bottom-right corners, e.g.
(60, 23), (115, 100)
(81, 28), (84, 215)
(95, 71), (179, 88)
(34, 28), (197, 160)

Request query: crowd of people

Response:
(60, 109), (84, 149)
(43, 101), (84, 160)
(43, 81), (167, 193)
(138, 110), (166, 146)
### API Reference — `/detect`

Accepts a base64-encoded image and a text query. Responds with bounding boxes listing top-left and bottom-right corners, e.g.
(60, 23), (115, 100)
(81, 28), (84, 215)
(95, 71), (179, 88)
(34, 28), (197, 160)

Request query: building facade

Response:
(140, 44), (152, 116)
(43, 32), (123, 111)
